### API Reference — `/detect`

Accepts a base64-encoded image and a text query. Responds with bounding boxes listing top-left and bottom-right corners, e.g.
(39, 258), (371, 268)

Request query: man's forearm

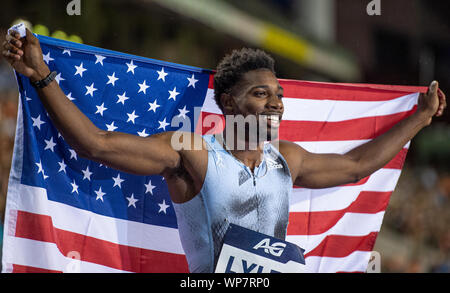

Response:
(347, 110), (429, 180)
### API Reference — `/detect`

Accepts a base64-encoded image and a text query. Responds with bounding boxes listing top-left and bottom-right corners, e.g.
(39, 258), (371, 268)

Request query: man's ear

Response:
(220, 92), (234, 113)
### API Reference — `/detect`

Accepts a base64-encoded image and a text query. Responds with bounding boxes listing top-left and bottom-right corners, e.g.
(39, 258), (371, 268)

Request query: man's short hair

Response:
(214, 48), (275, 112)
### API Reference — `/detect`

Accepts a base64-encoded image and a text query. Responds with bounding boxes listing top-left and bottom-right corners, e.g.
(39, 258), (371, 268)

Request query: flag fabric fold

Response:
(1, 35), (427, 273)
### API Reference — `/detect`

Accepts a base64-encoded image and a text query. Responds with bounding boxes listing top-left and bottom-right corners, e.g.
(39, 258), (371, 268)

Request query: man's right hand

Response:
(2, 28), (50, 82)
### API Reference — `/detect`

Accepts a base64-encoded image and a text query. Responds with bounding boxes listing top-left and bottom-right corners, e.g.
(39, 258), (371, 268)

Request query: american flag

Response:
(2, 35), (427, 273)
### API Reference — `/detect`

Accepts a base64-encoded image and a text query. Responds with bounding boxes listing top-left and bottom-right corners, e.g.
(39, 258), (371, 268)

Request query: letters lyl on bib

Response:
(214, 224), (306, 273)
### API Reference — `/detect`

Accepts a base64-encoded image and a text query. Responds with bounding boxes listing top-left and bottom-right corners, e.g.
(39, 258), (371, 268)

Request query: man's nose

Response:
(266, 95), (283, 111)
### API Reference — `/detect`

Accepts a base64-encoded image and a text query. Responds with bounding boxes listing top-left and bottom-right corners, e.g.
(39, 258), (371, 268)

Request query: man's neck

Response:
(220, 130), (265, 171)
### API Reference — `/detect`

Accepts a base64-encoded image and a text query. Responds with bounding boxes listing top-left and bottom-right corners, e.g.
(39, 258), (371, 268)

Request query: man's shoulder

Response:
(162, 132), (208, 203)
(165, 131), (209, 152)
(276, 140), (303, 153)
(275, 140), (307, 164)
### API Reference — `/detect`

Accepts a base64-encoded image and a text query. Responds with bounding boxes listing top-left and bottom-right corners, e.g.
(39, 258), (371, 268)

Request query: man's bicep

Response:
(91, 131), (182, 176)
(293, 149), (360, 189)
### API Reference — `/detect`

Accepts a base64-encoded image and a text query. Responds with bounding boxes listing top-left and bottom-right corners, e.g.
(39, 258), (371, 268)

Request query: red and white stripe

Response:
(198, 77), (427, 273)
(3, 185), (189, 273)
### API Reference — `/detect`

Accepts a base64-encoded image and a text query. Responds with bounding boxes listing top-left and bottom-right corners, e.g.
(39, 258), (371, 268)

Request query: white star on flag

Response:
(138, 80), (149, 94)
(157, 67), (168, 81)
(158, 200), (170, 214)
(148, 99), (160, 113)
(126, 194), (138, 208)
(158, 118), (170, 131)
(74, 62), (87, 77)
(82, 166), (93, 181)
(24, 91), (31, 101)
(66, 92), (75, 101)
(35, 160), (49, 180)
(126, 60), (137, 74)
(187, 74), (198, 88)
(31, 115), (45, 130)
(137, 129), (149, 137)
(95, 187), (106, 202)
(106, 121), (118, 132)
(107, 72), (119, 86)
(44, 137), (57, 152)
(144, 180), (156, 195)
(58, 159), (67, 173)
(55, 73), (65, 85)
(95, 103), (108, 116)
(177, 106), (190, 119)
(85, 83), (98, 97)
(168, 87), (180, 101)
(62, 49), (71, 56)
(112, 173), (125, 188)
(95, 55), (106, 65)
(43, 52), (54, 64)
(71, 180), (79, 194)
(116, 92), (129, 105)
(127, 111), (139, 124)
(68, 149), (78, 160)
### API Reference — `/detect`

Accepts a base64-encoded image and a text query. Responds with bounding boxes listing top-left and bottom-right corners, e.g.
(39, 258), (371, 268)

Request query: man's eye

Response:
(277, 94), (283, 99)
(255, 91), (266, 97)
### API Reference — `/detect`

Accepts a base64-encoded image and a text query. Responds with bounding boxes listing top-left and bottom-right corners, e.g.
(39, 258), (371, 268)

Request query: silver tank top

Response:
(173, 134), (292, 273)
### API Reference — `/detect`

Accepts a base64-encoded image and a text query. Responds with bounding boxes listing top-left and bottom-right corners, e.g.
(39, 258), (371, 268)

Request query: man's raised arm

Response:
(2, 28), (181, 176)
(281, 80), (447, 189)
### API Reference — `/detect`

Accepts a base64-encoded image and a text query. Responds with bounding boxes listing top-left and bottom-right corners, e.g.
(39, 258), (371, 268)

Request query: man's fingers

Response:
(429, 80), (439, 95)
(12, 38), (22, 48)
(5, 33), (23, 48)
(2, 50), (21, 62)
(7, 31), (21, 41)
(2, 40), (23, 56)
(438, 89), (447, 108)
(3, 42), (23, 56)
(3, 30), (26, 63)
(2, 49), (20, 60)
(435, 88), (447, 117)
(5, 33), (14, 43)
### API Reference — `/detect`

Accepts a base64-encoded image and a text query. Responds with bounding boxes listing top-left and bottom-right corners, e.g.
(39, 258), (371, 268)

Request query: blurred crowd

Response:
(380, 165), (450, 273)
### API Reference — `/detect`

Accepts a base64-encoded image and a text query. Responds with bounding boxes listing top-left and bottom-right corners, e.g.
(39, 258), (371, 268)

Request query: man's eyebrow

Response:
(248, 85), (284, 91)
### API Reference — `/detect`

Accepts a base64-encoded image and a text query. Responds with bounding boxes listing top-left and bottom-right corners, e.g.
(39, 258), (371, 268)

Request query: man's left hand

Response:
(417, 81), (447, 125)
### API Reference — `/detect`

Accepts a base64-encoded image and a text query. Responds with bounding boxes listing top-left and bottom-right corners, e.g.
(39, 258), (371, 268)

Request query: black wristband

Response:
(32, 71), (57, 89)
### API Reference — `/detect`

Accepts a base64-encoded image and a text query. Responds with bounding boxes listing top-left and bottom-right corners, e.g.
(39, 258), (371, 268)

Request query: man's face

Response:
(222, 69), (284, 142)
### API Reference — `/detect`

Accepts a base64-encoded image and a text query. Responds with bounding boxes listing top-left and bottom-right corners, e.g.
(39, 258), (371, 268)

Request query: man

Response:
(2, 29), (447, 273)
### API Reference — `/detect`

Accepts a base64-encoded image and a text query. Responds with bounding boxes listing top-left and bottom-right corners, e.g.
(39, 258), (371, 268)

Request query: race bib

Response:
(215, 224), (306, 273)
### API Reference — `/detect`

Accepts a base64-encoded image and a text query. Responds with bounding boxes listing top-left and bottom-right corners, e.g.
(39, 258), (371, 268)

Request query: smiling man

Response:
(2, 29), (447, 273)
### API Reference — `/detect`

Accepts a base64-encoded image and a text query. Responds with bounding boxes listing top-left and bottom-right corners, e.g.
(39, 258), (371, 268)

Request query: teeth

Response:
(261, 115), (279, 120)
